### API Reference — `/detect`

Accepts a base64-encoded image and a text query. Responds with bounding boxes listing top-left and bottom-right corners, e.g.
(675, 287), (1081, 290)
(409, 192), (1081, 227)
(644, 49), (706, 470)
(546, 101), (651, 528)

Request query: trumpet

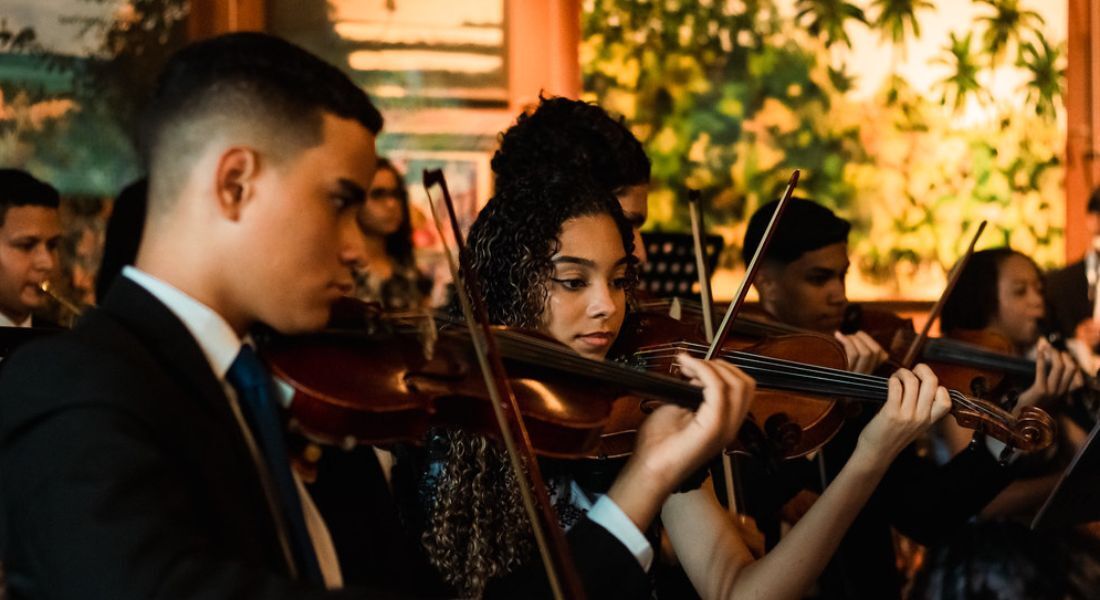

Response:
(37, 281), (85, 318)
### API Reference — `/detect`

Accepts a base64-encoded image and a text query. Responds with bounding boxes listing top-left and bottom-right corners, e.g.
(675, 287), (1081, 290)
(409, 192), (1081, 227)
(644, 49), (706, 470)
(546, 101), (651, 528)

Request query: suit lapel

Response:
(98, 278), (248, 452)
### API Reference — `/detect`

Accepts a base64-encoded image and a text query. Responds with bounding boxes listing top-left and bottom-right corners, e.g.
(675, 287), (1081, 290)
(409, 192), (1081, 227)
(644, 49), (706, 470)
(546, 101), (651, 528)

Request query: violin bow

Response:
(706, 170), (800, 359)
(421, 169), (584, 600)
(687, 188), (746, 517)
(899, 220), (987, 368)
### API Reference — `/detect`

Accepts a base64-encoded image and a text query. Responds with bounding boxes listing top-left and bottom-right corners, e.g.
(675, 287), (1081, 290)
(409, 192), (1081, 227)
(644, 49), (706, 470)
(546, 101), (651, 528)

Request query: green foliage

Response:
(1017, 31), (1065, 121)
(583, 0), (867, 248)
(870, 0), (933, 48)
(582, 0), (1066, 293)
(975, 0), (1045, 67)
(795, 0), (868, 50)
(934, 32), (989, 114)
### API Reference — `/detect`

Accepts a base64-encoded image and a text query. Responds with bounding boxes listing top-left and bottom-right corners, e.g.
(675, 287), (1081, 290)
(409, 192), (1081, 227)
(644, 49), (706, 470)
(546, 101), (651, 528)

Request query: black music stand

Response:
(639, 232), (723, 299)
(1031, 418), (1100, 529)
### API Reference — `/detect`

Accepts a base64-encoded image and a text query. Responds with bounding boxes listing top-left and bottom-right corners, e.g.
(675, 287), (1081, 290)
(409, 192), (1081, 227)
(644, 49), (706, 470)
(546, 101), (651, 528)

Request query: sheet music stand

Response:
(1031, 418), (1100, 530)
(639, 232), (723, 299)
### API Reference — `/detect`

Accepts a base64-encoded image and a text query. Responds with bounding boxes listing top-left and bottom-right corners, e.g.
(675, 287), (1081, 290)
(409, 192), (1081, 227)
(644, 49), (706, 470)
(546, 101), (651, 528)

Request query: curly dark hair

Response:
(422, 172), (637, 596)
(940, 248), (1041, 334)
(492, 95), (651, 198)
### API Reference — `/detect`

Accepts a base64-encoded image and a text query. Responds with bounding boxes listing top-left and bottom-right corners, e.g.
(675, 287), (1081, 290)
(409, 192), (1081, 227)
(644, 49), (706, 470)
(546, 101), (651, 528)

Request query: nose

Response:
(632, 228), (647, 265)
(33, 243), (58, 273)
(826, 277), (847, 305)
(338, 210), (368, 271)
(587, 281), (618, 320)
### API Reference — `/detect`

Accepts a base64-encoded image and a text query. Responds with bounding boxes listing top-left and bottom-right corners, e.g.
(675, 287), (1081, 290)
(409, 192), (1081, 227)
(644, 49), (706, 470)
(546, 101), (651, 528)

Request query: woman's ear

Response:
(213, 146), (260, 221)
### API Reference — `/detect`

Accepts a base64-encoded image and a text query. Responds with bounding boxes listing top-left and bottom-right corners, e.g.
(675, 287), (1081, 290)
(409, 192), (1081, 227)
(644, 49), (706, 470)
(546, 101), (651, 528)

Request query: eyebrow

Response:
(337, 178), (367, 204)
(552, 255), (630, 268)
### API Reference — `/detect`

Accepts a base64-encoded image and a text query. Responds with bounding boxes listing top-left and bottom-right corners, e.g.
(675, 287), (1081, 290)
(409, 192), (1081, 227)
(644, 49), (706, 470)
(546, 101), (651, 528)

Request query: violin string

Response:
(632, 343), (1002, 420)
(486, 330), (704, 405)
(453, 327), (1007, 424)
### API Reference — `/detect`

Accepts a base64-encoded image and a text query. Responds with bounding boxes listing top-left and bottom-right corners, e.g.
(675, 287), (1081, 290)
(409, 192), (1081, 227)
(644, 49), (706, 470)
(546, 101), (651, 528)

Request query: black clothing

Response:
(734, 404), (1015, 599)
(1046, 259), (1091, 341)
(0, 278), (376, 599)
(0, 278), (642, 599)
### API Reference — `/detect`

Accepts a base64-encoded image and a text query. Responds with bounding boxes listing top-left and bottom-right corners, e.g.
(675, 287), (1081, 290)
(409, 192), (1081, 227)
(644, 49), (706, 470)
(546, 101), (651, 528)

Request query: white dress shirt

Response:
(0, 311), (31, 328)
(122, 267), (343, 588)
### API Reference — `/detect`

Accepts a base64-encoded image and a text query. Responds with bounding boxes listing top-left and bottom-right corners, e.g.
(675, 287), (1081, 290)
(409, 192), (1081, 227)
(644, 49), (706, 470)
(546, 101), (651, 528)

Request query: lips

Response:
(575, 331), (614, 347)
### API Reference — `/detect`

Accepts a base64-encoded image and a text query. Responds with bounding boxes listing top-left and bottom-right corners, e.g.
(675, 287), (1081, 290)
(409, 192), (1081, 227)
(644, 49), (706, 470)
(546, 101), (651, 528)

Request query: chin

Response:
(272, 307), (332, 334)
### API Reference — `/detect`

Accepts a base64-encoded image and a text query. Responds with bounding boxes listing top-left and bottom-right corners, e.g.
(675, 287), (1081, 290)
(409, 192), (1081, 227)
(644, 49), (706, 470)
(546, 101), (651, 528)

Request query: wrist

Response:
(849, 440), (895, 477)
(606, 454), (678, 531)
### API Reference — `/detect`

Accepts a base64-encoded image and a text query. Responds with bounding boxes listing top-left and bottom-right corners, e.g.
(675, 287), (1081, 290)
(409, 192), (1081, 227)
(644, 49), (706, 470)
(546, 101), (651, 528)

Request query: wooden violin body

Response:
(263, 315), (621, 459)
(610, 310), (849, 459)
(621, 300), (1056, 457)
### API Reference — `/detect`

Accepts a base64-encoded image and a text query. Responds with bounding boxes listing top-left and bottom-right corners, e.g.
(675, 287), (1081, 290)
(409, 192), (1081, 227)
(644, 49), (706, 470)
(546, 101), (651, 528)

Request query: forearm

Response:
(668, 448), (890, 600)
(606, 452), (677, 531)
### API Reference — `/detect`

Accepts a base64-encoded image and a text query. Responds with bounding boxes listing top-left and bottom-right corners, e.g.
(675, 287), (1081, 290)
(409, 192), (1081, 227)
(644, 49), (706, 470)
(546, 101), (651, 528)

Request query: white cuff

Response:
(586, 496), (654, 572)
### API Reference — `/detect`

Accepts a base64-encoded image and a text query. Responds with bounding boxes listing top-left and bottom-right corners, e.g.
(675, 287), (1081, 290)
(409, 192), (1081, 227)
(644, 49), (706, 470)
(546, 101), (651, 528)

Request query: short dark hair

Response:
(940, 248), (1039, 333)
(141, 32), (383, 213)
(741, 197), (851, 265)
(95, 178), (148, 301)
(492, 96), (650, 196)
(0, 169), (60, 227)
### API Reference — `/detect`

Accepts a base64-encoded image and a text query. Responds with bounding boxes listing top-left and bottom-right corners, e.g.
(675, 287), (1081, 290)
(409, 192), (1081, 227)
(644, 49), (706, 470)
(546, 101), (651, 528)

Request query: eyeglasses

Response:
(368, 188), (403, 201)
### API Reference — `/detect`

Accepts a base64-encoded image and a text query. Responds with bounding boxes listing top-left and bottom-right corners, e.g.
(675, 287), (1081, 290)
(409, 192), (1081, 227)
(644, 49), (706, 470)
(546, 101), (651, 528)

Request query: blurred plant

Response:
(1017, 31), (1065, 121)
(975, 0), (1044, 68)
(934, 32), (989, 115)
(583, 0), (1064, 294)
(795, 0), (867, 51)
(870, 0), (934, 64)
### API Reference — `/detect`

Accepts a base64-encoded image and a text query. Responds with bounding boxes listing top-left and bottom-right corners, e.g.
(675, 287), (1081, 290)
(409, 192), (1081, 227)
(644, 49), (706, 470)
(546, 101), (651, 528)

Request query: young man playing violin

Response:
(739, 198), (1077, 599)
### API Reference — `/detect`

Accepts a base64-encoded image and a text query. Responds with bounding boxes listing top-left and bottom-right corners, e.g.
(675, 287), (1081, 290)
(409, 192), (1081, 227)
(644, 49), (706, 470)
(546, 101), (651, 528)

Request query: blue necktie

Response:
(226, 344), (323, 584)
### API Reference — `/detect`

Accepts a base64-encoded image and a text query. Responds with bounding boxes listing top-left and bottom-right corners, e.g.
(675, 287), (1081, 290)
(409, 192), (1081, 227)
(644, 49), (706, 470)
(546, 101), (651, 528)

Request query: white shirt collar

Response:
(0, 311), (31, 328)
(123, 266), (242, 380)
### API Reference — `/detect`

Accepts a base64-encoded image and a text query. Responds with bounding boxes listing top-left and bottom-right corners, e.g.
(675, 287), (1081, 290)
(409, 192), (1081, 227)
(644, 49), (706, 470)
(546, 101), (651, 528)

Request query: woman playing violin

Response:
(940, 247), (1080, 435)
(911, 248), (1098, 600)
(397, 171), (951, 599)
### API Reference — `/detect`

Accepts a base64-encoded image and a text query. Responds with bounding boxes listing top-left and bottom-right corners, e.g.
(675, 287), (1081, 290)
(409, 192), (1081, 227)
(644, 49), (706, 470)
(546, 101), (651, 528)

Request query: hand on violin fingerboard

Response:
(607, 354), (754, 531)
(1017, 338), (1081, 411)
(833, 330), (889, 374)
(854, 364), (952, 469)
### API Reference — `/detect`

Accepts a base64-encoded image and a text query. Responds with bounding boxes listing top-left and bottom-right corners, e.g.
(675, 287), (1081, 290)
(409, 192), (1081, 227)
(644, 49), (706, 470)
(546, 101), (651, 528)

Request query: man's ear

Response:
(213, 147), (260, 221)
(754, 262), (781, 302)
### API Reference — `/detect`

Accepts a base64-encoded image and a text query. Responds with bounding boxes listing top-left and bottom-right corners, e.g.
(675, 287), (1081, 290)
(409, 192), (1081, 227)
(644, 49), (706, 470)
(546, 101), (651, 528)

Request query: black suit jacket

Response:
(0, 279), (648, 599)
(1046, 259), (1091, 341)
(0, 278), (382, 599)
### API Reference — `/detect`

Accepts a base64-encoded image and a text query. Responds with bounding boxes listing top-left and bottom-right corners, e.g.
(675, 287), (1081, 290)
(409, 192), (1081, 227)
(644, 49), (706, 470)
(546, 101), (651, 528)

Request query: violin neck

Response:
(921, 338), (1034, 379)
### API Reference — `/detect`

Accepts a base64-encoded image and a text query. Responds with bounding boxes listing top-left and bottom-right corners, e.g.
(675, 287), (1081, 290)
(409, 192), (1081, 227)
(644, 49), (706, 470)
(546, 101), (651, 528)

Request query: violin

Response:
(261, 302), (708, 459)
(646, 296), (1042, 396)
(610, 308), (1055, 460)
(259, 298), (1056, 464)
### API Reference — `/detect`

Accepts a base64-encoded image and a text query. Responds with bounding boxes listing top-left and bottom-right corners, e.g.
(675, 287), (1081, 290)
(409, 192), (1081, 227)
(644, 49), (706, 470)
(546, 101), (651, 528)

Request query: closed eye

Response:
(551, 277), (587, 290)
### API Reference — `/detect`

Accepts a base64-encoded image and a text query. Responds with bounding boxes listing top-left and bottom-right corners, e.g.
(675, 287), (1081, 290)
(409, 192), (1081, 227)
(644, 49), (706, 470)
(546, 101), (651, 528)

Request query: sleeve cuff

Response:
(586, 495), (654, 572)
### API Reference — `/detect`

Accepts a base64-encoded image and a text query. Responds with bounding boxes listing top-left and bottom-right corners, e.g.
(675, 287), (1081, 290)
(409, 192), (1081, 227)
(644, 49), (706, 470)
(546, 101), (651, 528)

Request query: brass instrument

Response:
(37, 281), (85, 319)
